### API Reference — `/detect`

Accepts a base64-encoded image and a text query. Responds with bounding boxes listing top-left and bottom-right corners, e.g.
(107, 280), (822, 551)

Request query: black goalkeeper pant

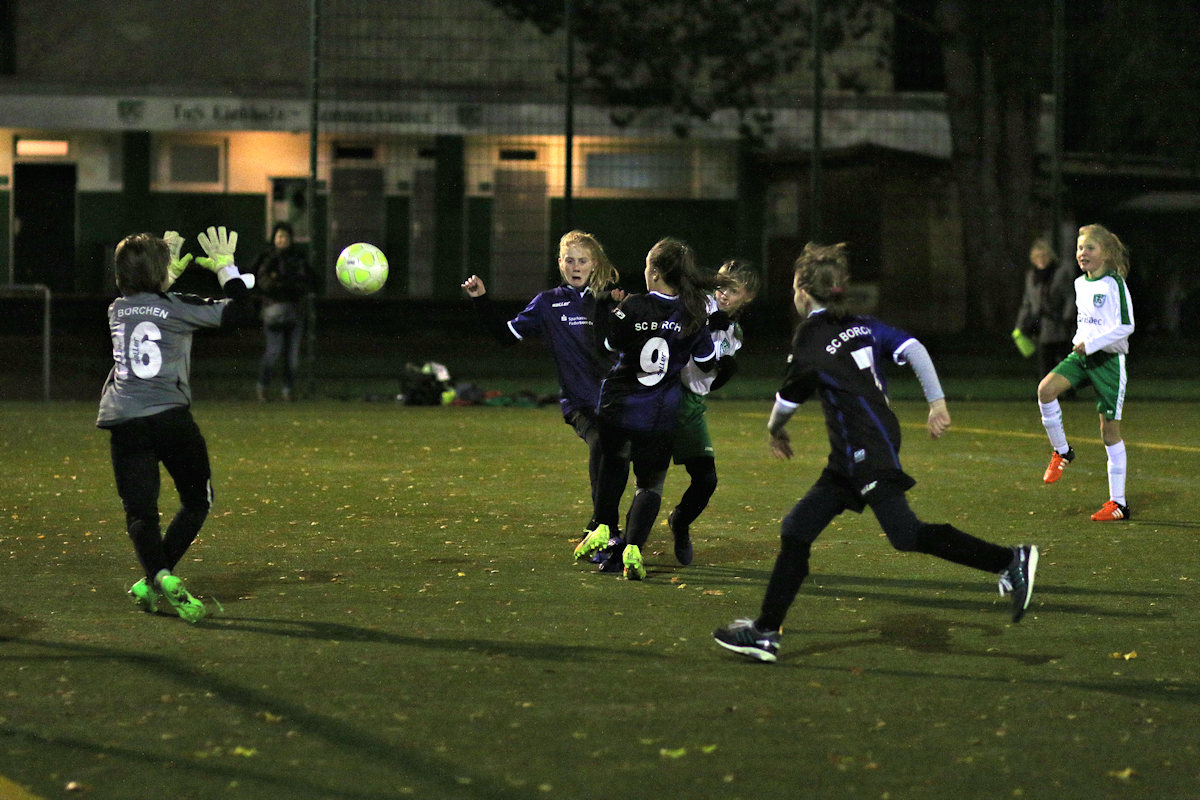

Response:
(107, 406), (213, 582)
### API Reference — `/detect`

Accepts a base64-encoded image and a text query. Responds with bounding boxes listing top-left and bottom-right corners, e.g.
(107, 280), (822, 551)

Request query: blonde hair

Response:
(793, 242), (851, 319)
(717, 259), (761, 298)
(1078, 224), (1130, 278)
(559, 230), (619, 292)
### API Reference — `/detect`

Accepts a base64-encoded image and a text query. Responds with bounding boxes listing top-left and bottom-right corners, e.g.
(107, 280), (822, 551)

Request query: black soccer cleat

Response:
(595, 537), (627, 574)
(998, 544), (1039, 623)
(668, 508), (693, 566)
(713, 618), (781, 663)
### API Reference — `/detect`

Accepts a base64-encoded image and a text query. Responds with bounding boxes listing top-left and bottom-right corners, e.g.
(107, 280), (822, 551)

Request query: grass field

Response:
(2, 395), (1198, 800)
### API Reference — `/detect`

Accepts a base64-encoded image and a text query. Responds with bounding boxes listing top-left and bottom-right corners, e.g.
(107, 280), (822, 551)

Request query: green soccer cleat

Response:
(574, 523), (612, 561)
(622, 543), (645, 581)
(128, 577), (160, 613)
(158, 575), (207, 624)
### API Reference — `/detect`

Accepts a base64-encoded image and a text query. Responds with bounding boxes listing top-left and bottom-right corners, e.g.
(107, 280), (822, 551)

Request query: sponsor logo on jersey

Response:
(860, 480), (878, 496)
(552, 301), (571, 307)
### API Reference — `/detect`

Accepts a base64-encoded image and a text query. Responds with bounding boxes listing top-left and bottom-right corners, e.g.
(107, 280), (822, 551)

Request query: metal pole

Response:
(42, 284), (50, 401)
(1050, 0), (1065, 258)
(564, 0), (575, 232)
(306, 0), (320, 399)
(810, 0), (824, 241)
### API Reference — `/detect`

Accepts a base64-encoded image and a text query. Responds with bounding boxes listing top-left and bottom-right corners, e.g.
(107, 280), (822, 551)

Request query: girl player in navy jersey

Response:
(462, 230), (627, 538)
(98, 227), (257, 623)
(713, 242), (1038, 662)
(573, 237), (722, 580)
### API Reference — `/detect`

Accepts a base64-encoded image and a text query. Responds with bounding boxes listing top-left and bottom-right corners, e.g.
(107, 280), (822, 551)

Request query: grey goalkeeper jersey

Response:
(97, 291), (231, 427)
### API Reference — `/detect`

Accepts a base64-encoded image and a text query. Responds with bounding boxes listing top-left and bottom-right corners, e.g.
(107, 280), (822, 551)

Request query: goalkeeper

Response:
(96, 227), (256, 623)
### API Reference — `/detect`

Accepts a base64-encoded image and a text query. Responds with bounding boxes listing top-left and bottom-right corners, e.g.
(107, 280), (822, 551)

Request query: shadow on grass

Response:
(0, 724), (408, 800)
(1127, 517), (1200, 530)
(713, 612), (1200, 704)
(781, 611), (1057, 666)
(0, 634), (553, 800)
(205, 615), (670, 664)
(684, 567), (1179, 621)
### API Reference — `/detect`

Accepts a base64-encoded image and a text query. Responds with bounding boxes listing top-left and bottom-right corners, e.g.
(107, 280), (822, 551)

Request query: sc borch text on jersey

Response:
(826, 324), (872, 355)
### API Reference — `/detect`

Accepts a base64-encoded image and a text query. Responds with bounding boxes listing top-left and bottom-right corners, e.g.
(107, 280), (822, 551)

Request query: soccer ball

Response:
(336, 243), (388, 295)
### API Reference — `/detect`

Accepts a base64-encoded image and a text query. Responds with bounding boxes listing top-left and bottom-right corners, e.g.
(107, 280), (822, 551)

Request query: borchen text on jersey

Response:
(116, 305), (170, 319)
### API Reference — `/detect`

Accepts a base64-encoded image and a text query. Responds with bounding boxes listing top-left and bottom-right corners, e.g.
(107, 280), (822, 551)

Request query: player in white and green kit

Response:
(665, 260), (758, 566)
(1037, 224), (1135, 521)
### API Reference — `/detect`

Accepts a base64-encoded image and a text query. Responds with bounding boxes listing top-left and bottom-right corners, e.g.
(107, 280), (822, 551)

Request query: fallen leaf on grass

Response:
(1106, 767), (1136, 782)
(660, 747), (687, 759)
(1109, 651), (1138, 661)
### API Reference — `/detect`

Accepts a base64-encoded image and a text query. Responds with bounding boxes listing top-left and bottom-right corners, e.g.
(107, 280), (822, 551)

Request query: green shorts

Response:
(1051, 350), (1127, 420)
(672, 389), (713, 463)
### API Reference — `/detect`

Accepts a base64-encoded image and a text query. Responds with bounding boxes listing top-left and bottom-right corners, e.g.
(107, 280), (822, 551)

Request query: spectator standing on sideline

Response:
(1013, 237), (1077, 379)
(253, 222), (315, 401)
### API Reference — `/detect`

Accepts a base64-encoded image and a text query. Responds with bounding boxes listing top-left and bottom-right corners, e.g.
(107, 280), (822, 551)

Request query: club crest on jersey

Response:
(1093, 294), (1106, 308)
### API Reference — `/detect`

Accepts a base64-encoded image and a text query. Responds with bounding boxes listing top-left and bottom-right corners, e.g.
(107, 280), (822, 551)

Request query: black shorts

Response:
(814, 466), (916, 514)
(599, 422), (673, 477)
(108, 406), (211, 516)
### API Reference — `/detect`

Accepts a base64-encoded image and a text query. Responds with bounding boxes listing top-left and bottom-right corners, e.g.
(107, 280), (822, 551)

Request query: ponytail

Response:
(794, 242), (852, 320)
(647, 237), (717, 335)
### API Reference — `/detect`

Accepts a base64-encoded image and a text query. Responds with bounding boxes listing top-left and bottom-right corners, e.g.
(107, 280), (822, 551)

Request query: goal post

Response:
(0, 284), (51, 401)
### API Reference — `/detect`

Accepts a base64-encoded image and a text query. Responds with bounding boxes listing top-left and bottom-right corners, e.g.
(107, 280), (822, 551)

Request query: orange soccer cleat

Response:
(1042, 448), (1075, 484)
(1091, 500), (1131, 521)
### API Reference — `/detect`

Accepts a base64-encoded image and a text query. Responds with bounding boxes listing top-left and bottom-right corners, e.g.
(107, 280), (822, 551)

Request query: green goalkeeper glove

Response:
(162, 230), (193, 289)
(1011, 328), (1035, 358)
(196, 226), (254, 289)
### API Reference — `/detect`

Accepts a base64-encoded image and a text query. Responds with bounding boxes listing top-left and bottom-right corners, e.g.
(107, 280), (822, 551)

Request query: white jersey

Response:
(1073, 271), (1134, 356)
(681, 295), (743, 395)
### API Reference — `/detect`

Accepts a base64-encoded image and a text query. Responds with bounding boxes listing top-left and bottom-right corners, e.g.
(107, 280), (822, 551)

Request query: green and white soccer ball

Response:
(336, 242), (388, 295)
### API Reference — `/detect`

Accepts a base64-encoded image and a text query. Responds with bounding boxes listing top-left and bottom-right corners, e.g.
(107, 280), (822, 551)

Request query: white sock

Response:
(1106, 440), (1127, 505)
(1039, 400), (1069, 453)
